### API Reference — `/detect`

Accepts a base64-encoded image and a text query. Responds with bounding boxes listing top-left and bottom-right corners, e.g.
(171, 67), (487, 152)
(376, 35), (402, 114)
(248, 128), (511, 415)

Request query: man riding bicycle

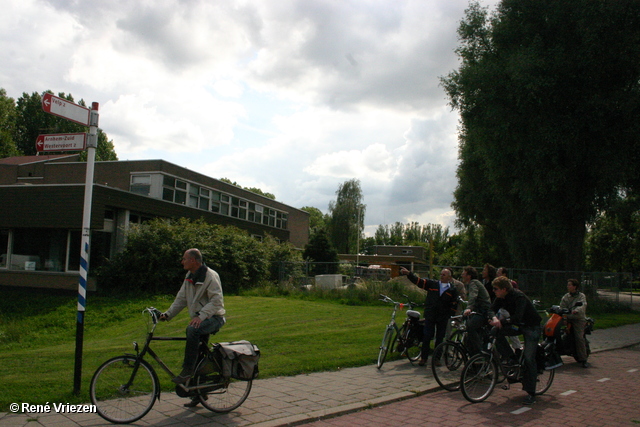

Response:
(159, 248), (226, 407)
(489, 276), (542, 405)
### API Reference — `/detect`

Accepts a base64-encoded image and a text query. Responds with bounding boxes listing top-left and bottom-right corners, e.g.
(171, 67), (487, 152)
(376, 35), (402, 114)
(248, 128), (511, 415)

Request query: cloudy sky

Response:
(1, 0), (500, 236)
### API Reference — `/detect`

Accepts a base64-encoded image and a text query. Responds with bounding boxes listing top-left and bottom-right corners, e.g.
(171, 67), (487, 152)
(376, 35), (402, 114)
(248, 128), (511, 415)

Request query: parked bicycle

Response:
(377, 294), (424, 369)
(459, 327), (555, 403)
(90, 307), (256, 424)
(430, 313), (469, 391)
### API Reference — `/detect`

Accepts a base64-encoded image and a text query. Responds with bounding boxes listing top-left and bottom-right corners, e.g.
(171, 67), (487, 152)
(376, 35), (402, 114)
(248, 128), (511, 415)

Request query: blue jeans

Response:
(183, 315), (225, 371)
(495, 325), (541, 395)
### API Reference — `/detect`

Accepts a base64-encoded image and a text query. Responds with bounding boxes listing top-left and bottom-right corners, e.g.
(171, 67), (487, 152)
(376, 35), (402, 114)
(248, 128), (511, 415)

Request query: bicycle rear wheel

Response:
(377, 326), (395, 369)
(90, 355), (158, 424)
(460, 353), (498, 403)
(432, 341), (467, 391)
(398, 323), (422, 364)
(534, 367), (555, 395)
(196, 374), (252, 412)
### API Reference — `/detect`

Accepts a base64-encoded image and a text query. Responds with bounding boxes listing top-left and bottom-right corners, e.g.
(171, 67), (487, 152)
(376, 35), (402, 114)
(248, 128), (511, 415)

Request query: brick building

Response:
(0, 155), (309, 290)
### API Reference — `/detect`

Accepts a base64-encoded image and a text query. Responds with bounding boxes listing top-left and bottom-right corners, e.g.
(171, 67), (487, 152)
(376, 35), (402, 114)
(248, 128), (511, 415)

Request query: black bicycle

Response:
(90, 307), (253, 424)
(430, 314), (469, 391)
(460, 328), (555, 403)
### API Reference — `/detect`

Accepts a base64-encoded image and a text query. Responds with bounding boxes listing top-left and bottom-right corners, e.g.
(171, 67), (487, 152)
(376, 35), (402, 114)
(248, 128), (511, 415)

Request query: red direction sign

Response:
(42, 93), (91, 126)
(36, 133), (87, 152)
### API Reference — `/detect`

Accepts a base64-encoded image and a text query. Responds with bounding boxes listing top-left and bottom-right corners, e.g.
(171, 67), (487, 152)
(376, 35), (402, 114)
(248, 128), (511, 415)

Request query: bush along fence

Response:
(278, 261), (636, 311)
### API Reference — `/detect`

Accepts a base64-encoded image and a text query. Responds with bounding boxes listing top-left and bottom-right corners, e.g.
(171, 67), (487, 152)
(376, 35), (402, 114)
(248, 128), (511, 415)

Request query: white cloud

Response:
(1, 0), (503, 236)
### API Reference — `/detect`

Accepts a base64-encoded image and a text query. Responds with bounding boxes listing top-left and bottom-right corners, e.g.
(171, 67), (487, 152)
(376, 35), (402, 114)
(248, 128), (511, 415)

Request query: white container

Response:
(315, 274), (343, 290)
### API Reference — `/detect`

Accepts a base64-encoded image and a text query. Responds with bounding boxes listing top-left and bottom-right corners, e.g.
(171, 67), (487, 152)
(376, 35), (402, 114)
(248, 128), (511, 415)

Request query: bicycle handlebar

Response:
(145, 307), (163, 324)
(379, 294), (423, 310)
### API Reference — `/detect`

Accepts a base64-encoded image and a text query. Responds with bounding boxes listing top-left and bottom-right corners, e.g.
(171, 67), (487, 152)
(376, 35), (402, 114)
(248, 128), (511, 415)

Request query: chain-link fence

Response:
(277, 261), (637, 310)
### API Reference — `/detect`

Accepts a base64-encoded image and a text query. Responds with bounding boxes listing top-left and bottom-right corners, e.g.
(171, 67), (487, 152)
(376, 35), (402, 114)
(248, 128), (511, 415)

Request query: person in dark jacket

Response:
(489, 276), (542, 405)
(461, 266), (492, 356)
(400, 267), (458, 365)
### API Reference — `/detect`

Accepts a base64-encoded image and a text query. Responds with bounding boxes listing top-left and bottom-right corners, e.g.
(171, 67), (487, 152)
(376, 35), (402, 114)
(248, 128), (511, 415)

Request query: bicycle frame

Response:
(127, 310), (222, 395)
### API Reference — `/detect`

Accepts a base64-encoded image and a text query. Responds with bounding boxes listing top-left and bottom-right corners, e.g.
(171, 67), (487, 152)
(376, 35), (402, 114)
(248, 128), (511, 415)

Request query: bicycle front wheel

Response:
(432, 341), (467, 391)
(90, 355), (158, 424)
(460, 353), (498, 403)
(535, 367), (555, 395)
(377, 326), (395, 369)
(197, 374), (252, 413)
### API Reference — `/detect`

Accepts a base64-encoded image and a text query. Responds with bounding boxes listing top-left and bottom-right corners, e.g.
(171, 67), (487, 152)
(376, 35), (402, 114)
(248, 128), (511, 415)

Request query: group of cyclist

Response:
(399, 264), (590, 405)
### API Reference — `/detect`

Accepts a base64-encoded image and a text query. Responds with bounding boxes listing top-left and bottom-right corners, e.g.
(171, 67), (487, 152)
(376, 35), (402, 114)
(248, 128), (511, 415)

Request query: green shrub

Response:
(96, 218), (301, 295)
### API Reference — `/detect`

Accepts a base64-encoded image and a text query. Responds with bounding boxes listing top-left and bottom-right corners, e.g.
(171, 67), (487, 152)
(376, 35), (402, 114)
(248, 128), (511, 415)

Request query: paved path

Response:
(2, 323), (640, 427)
(304, 344), (640, 427)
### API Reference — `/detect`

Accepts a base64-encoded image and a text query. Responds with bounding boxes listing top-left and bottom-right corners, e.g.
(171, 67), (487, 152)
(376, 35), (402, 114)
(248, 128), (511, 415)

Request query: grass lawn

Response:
(1, 288), (639, 412)
(0, 293), (397, 411)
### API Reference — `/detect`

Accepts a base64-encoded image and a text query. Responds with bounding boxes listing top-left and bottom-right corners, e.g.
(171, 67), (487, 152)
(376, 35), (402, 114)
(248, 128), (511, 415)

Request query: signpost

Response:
(41, 93), (99, 395)
(35, 133), (86, 152)
(42, 93), (91, 126)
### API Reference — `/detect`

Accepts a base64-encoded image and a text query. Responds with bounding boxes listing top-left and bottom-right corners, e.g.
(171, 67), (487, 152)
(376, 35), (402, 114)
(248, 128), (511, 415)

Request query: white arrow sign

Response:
(42, 93), (91, 126)
(35, 133), (87, 152)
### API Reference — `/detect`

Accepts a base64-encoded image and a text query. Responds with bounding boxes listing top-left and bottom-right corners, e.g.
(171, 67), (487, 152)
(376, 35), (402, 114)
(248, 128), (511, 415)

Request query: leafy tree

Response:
(327, 179), (366, 254)
(0, 89), (19, 158)
(360, 236), (376, 255)
(585, 191), (639, 275)
(302, 229), (339, 275)
(442, 0), (640, 270)
(301, 206), (328, 237)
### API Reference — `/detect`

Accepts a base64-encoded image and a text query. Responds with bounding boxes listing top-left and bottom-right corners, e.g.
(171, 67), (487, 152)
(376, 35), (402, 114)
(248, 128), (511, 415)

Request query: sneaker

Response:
(581, 361), (590, 368)
(522, 394), (536, 405)
(418, 358), (428, 366)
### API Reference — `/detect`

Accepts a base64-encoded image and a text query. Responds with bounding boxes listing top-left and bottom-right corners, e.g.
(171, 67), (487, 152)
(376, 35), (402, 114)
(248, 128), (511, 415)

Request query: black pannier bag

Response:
(213, 340), (260, 380)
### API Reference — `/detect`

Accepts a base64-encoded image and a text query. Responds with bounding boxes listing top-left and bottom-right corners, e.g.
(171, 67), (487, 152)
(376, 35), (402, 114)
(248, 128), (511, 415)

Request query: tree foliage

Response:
(302, 229), (339, 275)
(442, 0), (640, 270)
(301, 206), (329, 238)
(96, 218), (302, 295)
(0, 89), (19, 158)
(327, 179), (366, 254)
(585, 191), (640, 275)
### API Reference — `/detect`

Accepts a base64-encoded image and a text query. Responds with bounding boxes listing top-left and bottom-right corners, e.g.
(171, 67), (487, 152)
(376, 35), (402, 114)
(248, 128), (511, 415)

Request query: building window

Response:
(130, 175), (151, 196)
(188, 185), (200, 208)
(199, 188), (210, 210)
(162, 175), (187, 205)
(10, 228), (80, 272)
(0, 229), (9, 268)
